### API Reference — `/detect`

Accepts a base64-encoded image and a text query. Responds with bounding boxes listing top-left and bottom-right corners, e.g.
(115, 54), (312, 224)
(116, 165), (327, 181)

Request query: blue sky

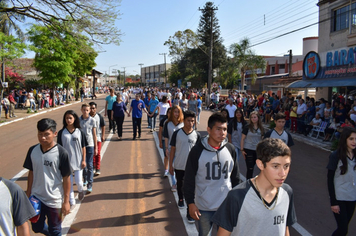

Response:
(24, 0), (319, 76)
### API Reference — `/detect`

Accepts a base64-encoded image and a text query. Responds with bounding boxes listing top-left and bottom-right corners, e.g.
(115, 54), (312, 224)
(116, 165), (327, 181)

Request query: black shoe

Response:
(133, 136), (136, 140)
(178, 199), (184, 209)
(187, 214), (195, 224)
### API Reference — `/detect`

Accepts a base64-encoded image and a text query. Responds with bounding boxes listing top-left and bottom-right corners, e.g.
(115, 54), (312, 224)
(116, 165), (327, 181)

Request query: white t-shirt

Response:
(225, 104), (237, 118)
(158, 102), (170, 115)
(350, 106), (356, 122)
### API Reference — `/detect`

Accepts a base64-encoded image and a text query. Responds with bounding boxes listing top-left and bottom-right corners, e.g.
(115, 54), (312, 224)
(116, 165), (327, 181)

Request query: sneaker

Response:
(93, 169), (96, 174)
(137, 135), (141, 139)
(95, 169), (101, 176)
(133, 136), (136, 140)
(164, 170), (169, 177)
(83, 181), (87, 187)
(178, 199), (184, 209)
(171, 184), (177, 192)
(150, 129), (153, 132)
(187, 214), (195, 224)
(78, 192), (85, 201)
(87, 187), (92, 194)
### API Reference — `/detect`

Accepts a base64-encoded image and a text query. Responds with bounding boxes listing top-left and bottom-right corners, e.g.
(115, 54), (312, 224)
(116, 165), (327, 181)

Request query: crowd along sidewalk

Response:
(0, 94), (106, 127)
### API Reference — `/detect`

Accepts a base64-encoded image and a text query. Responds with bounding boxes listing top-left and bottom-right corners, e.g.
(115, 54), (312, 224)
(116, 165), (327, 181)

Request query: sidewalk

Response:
(0, 94), (106, 127)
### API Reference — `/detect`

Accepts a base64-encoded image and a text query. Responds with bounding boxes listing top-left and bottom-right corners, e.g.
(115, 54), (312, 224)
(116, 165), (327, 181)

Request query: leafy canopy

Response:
(0, 0), (122, 45)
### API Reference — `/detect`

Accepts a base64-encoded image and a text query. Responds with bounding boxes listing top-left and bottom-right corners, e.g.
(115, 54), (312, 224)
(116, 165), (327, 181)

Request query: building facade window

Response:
(332, 3), (356, 32)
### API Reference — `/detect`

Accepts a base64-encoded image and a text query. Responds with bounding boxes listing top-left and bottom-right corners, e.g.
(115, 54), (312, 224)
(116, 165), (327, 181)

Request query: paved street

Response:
(1, 94), (355, 236)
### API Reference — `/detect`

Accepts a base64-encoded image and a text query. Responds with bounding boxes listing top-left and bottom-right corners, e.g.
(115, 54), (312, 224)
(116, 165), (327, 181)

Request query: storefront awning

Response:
(287, 78), (356, 88)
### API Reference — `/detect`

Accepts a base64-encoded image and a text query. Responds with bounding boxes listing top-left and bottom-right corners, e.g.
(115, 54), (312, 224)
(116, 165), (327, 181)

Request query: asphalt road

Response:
(1, 94), (355, 236)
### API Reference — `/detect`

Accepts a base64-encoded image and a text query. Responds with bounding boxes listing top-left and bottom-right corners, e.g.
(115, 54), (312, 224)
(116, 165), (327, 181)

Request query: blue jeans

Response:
(195, 210), (216, 236)
(30, 100), (36, 110)
(81, 94), (84, 102)
(84, 146), (94, 189)
(197, 108), (202, 123)
(31, 200), (62, 236)
(149, 113), (157, 129)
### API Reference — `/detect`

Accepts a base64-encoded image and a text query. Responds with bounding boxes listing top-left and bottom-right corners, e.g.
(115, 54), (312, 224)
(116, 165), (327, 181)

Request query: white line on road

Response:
(152, 132), (313, 236)
(153, 132), (198, 236)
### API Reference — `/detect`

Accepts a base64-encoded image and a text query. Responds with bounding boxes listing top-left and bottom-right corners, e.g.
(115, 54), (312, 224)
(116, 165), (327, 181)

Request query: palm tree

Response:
(0, 0), (25, 91)
(229, 38), (266, 90)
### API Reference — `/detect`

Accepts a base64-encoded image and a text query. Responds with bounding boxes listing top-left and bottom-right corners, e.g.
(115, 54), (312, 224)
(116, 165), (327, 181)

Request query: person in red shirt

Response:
(8, 91), (17, 118)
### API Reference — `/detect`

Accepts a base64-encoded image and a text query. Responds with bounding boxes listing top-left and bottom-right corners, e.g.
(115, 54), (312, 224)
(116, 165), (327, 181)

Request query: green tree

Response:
(0, 0), (26, 95)
(164, 29), (198, 62)
(229, 38), (266, 90)
(28, 23), (77, 106)
(196, 1), (227, 85)
(218, 58), (241, 89)
(0, 0), (122, 45)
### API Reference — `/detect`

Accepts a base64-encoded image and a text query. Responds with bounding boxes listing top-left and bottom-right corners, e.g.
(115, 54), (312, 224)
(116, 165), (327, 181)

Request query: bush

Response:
(331, 139), (339, 151)
(269, 120), (276, 129)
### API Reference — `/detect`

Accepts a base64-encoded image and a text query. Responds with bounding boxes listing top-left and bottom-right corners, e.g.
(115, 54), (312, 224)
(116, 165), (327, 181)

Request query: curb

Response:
(0, 100), (81, 128)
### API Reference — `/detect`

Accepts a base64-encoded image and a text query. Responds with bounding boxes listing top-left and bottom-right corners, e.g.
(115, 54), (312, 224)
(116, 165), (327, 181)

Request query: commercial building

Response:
(288, 0), (356, 100)
(246, 37), (318, 97)
(141, 63), (171, 87)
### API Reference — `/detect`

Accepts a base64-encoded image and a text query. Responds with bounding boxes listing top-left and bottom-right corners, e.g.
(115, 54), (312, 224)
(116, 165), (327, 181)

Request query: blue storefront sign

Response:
(303, 51), (320, 79)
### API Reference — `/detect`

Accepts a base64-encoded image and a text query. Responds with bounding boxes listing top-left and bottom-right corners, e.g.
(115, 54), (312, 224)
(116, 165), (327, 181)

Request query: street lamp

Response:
(159, 53), (167, 86)
(138, 63), (144, 87)
(108, 64), (118, 87)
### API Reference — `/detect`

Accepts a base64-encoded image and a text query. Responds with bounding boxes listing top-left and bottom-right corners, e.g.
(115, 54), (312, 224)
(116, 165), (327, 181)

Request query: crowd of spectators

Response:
(212, 90), (356, 142)
(1, 87), (84, 119)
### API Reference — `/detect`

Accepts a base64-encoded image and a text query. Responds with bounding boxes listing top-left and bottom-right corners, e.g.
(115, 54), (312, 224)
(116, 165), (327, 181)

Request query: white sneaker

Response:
(171, 184), (177, 192)
(164, 170), (169, 177)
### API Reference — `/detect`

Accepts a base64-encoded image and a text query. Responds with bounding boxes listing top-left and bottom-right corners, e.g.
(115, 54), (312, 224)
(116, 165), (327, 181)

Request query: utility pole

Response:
(199, 5), (218, 107)
(159, 53), (167, 86)
(289, 49), (293, 76)
(122, 67), (126, 87)
(92, 69), (96, 100)
(138, 63), (144, 87)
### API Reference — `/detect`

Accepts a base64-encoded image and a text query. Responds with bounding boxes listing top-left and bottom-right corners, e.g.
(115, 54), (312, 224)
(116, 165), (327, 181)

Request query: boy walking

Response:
(89, 102), (106, 176)
(212, 138), (297, 236)
(264, 113), (294, 147)
(128, 93), (149, 140)
(80, 103), (97, 193)
(184, 112), (241, 236)
(169, 110), (200, 223)
(23, 118), (72, 235)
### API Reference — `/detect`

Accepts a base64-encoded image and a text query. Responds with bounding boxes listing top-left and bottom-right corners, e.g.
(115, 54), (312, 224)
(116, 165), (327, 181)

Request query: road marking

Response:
(136, 140), (147, 235)
(153, 132), (198, 236)
(10, 169), (29, 182)
(124, 139), (136, 236)
(152, 132), (313, 236)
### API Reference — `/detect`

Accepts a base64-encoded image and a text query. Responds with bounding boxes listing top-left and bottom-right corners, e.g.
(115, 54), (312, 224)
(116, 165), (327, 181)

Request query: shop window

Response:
(332, 3), (356, 32)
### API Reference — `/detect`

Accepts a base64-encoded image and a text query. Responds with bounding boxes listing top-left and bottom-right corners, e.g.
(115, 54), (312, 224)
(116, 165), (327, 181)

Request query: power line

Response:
(223, 0), (312, 38)
(223, 0), (317, 42)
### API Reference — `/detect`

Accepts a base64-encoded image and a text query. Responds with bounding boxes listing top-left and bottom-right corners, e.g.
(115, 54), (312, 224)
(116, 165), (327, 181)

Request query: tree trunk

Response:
(52, 83), (56, 108)
(241, 72), (245, 91)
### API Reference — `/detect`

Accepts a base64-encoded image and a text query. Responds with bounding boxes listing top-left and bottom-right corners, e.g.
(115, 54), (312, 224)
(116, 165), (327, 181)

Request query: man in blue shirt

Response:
(144, 91), (151, 128)
(129, 93), (149, 140)
(105, 89), (117, 133)
(148, 93), (159, 132)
